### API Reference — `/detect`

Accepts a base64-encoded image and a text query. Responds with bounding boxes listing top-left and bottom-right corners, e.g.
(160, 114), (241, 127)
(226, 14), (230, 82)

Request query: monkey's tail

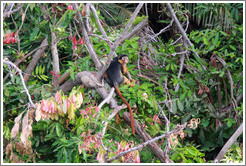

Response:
(115, 86), (135, 135)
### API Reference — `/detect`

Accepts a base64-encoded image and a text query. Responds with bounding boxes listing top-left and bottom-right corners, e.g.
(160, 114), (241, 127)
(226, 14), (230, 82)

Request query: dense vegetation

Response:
(2, 3), (243, 163)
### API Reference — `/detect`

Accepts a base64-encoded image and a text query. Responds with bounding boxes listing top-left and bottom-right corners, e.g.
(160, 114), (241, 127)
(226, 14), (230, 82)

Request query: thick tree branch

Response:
(24, 37), (48, 83)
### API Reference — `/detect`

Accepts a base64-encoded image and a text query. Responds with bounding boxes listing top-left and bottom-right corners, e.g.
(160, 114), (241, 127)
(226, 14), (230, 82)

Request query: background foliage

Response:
(2, 3), (243, 163)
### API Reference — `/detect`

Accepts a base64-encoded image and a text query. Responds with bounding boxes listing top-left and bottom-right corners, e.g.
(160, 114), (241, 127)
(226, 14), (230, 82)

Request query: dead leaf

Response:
(22, 112), (29, 131)
(11, 123), (20, 138)
(20, 125), (32, 147)
(35, 103), (41, 122)
(14, 112), (24, 123)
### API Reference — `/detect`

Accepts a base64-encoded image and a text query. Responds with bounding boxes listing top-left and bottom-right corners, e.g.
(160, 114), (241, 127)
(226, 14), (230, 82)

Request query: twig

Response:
(90, 34), (113, 44)
(101, 104), (127, 137)
(106, 123), (187, 163)
(169, 13), (189, 46)
(166, 3), (206, 70)
(144, 19), (174, 46)
(98, 88), (115, 109)
(90, 4), (112, 48)
(3, 43), (48, 83)
(214, 123), (243, 163)
(3, 3), (24, 19)
(215, 55), (237, 109)
(137, 74), (162, 87)
(72, 3), (102, 70)
(3, 60), (36, 108)
(174, 53), (185, 91)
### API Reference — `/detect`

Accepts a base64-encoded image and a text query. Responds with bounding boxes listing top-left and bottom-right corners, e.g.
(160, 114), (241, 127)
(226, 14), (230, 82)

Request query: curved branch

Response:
(3, 60), (36, 108)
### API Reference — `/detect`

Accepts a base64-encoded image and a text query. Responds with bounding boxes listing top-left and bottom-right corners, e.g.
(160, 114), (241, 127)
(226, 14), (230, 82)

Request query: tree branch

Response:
(106, 123), (186, 163)
(214, 123), (243, 163)
(3, 60), (36, 108)
(166, 3), (206, 70)
(3, 3), (24, 20)
(23, 37), (48, 83)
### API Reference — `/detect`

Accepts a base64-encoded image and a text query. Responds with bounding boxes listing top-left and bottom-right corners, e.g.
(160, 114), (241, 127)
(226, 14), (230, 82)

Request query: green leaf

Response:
(220, 31), (228, 36)
(39, 65), (42, 74)
(4, 89), (9, 97)
(35, 65), (39, 75)
(29, 3), (36, 11)
(30, 27), (39, 41)
(229, 45), (236, 51)
(227, 120), (232, 128)
(177, 99), (184, 111)
(56, 123), (61, 137)
(213, 33), (219, 46)
(180, 92), (187, 101)
(187, 90), (192, 97)
(82, 148), (87, 162)
(202, 118), (210, 127)
(41, 65), (45, 73)
(171, 100), (177, 114)
(203, 37), (209, 45)
(186, 147), (197, 156)
(219, 71), (225, 77)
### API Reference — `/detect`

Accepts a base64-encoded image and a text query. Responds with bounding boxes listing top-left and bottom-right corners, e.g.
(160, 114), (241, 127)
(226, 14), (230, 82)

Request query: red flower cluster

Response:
(79, 130), (101, 154)
(50, 70), (61, 77)
(3, 32), (17, 44)
(71, 36), (84, 50)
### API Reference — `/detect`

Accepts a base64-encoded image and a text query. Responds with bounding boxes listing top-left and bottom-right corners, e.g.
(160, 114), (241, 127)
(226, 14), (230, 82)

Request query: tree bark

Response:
(24, 37), (48, 83)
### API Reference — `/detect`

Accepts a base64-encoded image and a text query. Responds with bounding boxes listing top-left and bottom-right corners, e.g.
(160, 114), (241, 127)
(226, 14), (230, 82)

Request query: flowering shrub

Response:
(3, 32), (17, 44)
(35, 88), (83, 121)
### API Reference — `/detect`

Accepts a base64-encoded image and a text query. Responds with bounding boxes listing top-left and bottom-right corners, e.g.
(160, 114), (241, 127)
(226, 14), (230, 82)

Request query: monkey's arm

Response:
(123, 76), (135, 87)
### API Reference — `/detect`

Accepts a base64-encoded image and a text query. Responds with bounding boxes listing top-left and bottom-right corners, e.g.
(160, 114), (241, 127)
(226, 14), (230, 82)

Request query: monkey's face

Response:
(121, 56), (129, 64)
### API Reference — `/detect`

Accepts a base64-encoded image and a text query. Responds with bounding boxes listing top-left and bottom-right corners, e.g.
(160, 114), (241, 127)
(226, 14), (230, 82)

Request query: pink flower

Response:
(153, 114), (158, 122)
(67, 4), (73, 10)
(72, 45), (77, 50)
(71, 36), (77, 45)
(95, 107), (100, 112)
(80, 110), (87, 116)
(55, 91), (62, 104)
(78, 38), (84, 45)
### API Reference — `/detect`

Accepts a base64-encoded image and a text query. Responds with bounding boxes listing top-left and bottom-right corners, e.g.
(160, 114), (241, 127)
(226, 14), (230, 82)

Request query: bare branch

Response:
(3, 3), (24, 20)
(106, 123), (186, 163)
(3, 60), (36, 108)
(214, 123), (243, 163)
(215, 55), (237, 109)
(90, 4), (112, 48)
(166, 3), (206, 70)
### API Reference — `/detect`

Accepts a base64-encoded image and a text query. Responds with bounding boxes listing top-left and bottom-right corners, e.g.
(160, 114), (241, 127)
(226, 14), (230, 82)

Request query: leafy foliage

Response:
(2, 3), (243, 163)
